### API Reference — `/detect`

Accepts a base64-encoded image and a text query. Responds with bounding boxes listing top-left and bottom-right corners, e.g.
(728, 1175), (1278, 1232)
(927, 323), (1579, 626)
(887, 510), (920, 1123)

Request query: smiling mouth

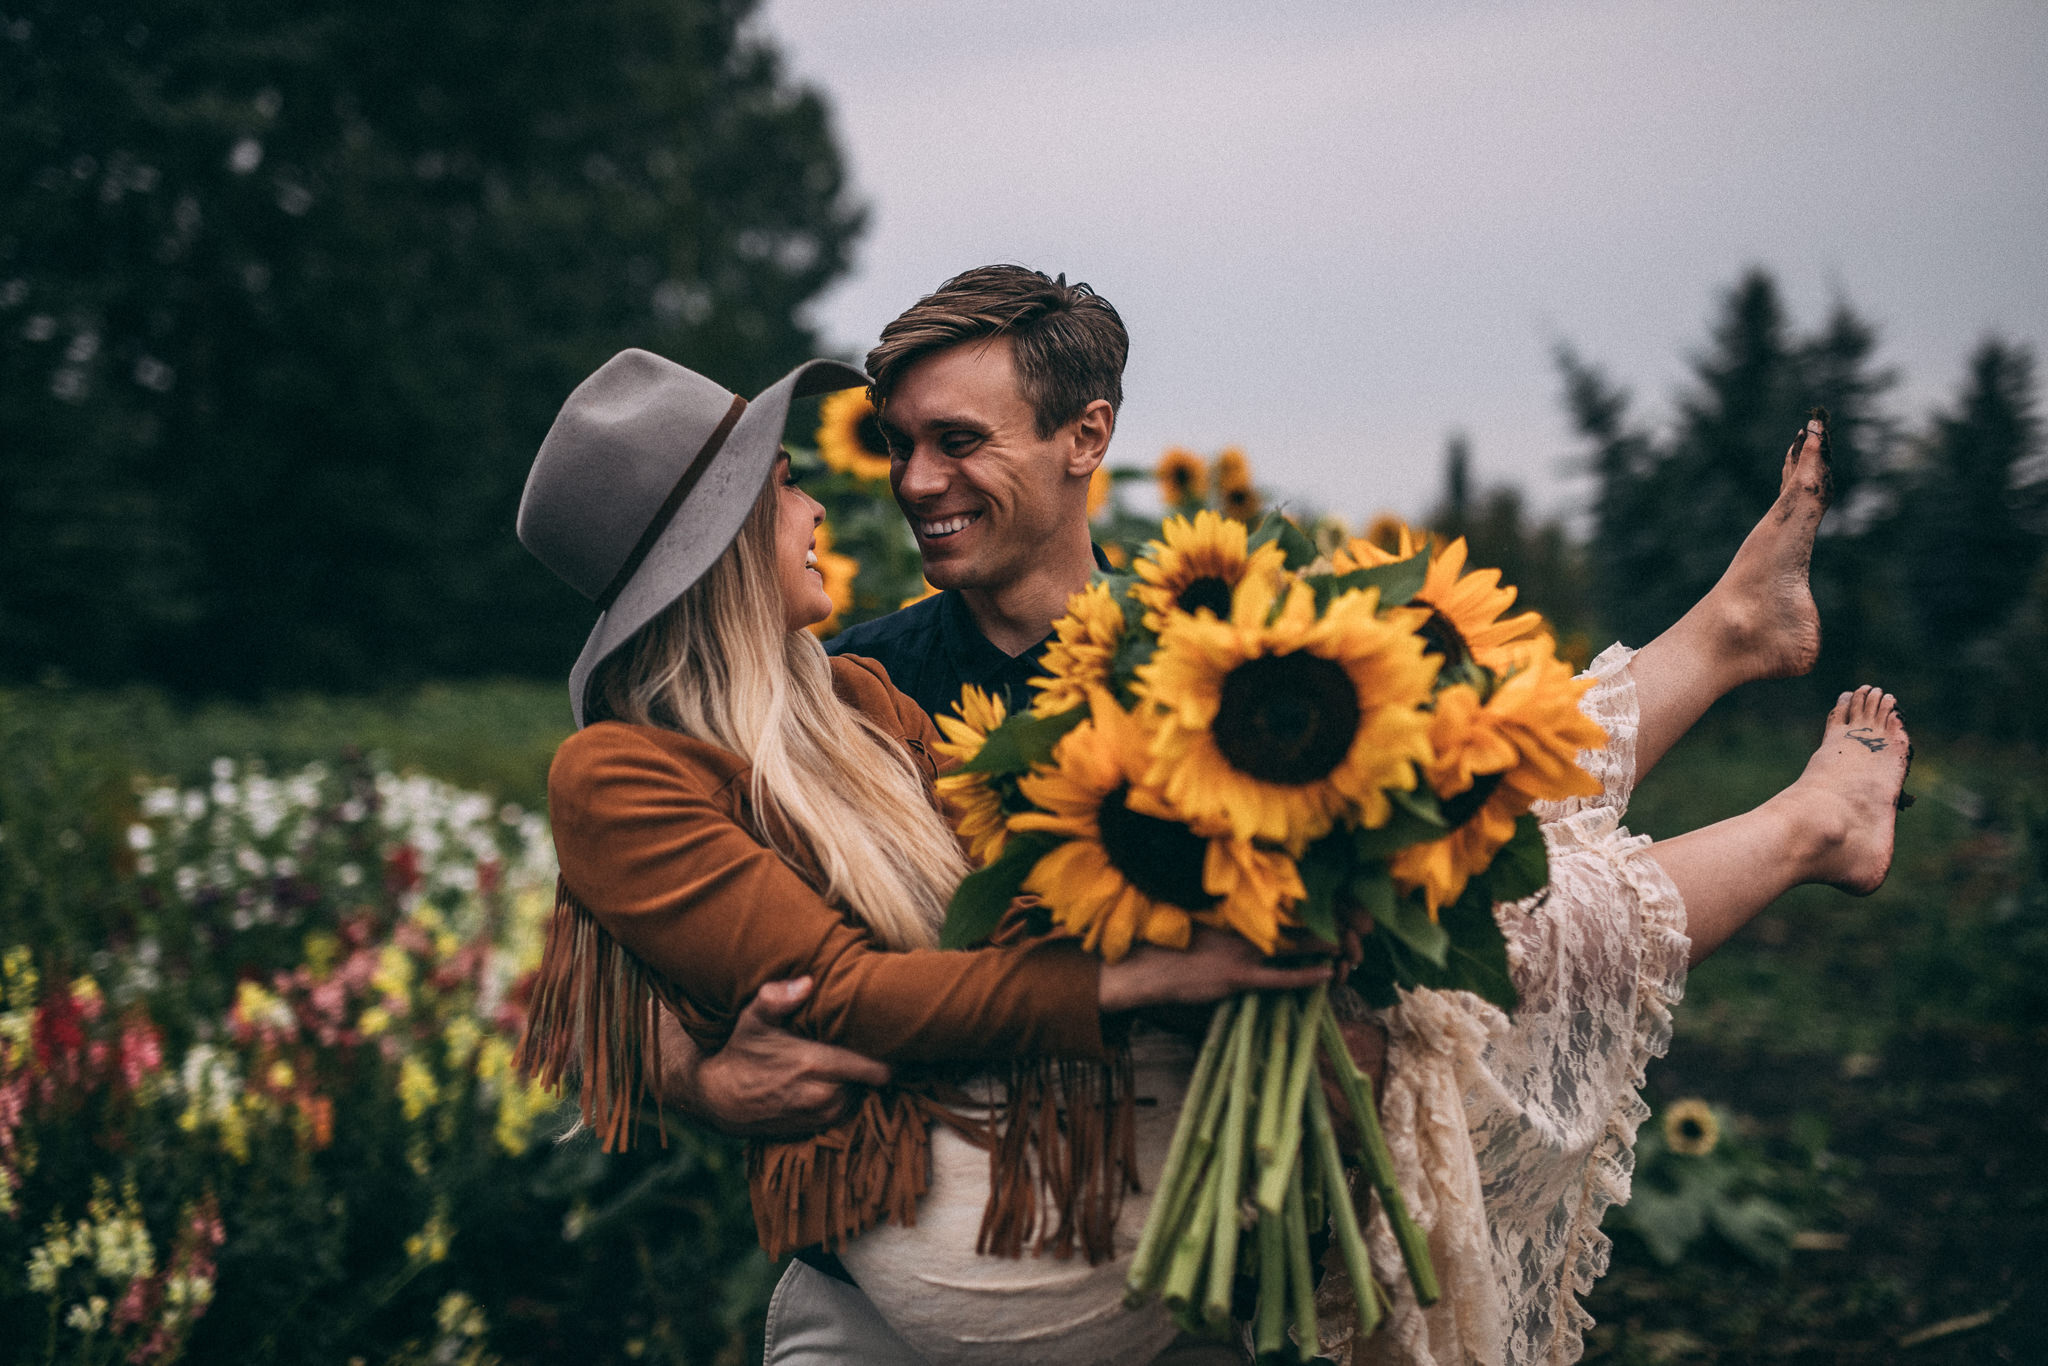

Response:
(914, 512), (982, 540)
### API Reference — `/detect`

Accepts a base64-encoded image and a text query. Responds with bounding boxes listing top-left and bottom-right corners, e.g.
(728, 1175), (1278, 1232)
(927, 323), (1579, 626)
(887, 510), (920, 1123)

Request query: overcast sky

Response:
(757, 0), (2047, 525)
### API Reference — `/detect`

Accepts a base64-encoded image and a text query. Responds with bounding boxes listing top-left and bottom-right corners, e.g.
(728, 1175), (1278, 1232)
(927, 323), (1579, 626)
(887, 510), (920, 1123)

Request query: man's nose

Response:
(893, 445), (949, 503)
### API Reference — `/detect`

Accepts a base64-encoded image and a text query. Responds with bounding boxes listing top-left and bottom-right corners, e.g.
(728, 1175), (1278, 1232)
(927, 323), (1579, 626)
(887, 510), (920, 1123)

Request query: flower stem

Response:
(1126, 997), (1234, 1300)
(1161, 1148), (1220, 1314)
(1317, 1006), (1440, 1305)
(1254, 990), (1295, 1166)
(1256, 983), (1327, 1215)
(1254, 1181), (1288, 1355)
(1307, 1075), (1382, 1338)
(1284, 1150), (1318, 1351)
(1202, 992), (1262, 1327)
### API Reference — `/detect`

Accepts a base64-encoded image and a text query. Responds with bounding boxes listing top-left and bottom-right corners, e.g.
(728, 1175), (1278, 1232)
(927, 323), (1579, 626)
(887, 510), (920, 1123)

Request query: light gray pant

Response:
(761, 1260), (1253, 1365)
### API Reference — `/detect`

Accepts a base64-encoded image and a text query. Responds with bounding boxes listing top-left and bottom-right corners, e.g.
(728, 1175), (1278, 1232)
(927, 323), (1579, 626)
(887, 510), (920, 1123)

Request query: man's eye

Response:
(941, 432), (981, 457)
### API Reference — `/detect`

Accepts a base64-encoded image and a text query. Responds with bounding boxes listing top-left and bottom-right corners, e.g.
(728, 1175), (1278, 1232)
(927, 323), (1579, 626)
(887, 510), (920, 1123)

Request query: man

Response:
(824, 263), (1123, 716)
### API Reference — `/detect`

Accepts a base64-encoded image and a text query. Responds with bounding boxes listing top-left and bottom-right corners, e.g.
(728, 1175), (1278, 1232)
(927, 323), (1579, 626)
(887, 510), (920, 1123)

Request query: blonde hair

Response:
(590, 483), (967, 950)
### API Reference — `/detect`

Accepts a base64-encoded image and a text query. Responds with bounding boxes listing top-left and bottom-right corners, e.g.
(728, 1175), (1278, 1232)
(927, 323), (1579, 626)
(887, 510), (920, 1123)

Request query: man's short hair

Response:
(866, 264), (1127, 438)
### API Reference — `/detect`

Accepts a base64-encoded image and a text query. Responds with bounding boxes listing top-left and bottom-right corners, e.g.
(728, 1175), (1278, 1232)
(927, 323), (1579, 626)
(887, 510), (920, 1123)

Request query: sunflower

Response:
(1130, 510), (1288, 626)
(1138, 573), (1438, 852)
(1662, 1098), (1720, 1156)
(1030, 581), (1125, 716)
(1333, 528), (1544, 673)
(932, 686), (1012, 866)
(805, 520), (860, 639)
(816, 387), (893, 482)
(1213, 448), (1261, 523)
(1389, 650), (1606, 913)
(1156, 447), (1206, 508)
(1087, 465), (1113, 520)
(1011, 695), (1302, 961)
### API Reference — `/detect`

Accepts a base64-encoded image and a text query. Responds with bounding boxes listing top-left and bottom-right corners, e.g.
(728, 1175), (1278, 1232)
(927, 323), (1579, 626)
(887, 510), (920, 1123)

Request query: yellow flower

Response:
(1138, 574), (1438, 852)
(1333, 528), (1544, 673)
(1213, 448), (1260, 523)
(1102, 543), (1130, 569)
(1663, 1098), (1720, 1156)
(900, 580), (939, 609)
(399, 1054), (439, 1122)
(1390, 649), (1606, 913)
(1131, 510), (1288, 627)
(1087, 465), (1112, 520)
(1030, 581), (1125, 716)
(816, 387), (892, 482)
(932, 686), (1012, 866)
(806, 519), (860, 638)
(1155, 447), (1206, 508)
(1011, 695), (1301, 960)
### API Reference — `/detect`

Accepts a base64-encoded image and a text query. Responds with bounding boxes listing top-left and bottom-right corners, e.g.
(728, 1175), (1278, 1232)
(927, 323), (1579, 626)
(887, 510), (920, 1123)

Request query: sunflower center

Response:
(855, 410), (890, 459)
(1417, 608), (1471, 667)
(1212, 653), (1360, 785)
(1096, 785), (1219, 911)
(1438, 773), (1504, 829)
(1175, 575), (1234, 618)
(1676, 1117), (1706, 1141)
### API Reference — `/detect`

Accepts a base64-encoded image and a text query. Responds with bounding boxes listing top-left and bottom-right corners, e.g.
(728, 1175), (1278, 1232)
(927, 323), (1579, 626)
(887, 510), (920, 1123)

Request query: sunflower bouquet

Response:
(934, 509), (1607, 1351)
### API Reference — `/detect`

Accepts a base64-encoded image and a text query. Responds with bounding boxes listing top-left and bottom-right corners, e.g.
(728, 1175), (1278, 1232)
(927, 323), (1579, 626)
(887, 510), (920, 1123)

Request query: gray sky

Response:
(758, 0), (2047, 525)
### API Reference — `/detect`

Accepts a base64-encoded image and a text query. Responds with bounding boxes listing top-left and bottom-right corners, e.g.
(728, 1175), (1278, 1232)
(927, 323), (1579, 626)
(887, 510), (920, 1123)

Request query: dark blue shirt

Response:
(826, 546), (1113, 722)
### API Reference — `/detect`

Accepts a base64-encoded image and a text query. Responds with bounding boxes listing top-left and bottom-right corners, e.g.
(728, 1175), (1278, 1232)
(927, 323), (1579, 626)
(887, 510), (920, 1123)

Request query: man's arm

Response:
(655, 977), (891, 1138)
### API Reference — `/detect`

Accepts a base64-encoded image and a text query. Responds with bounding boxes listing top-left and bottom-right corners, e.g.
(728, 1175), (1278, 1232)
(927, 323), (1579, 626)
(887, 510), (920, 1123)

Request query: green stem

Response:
(1317, 1005), (1440, 1305)
(1254, 990), (1294, 1165)
(1126, 997), (1235, 1300)
(1161, 1147), (1221, 1314)
(1283, 1151), (1317, 1352)
(1255, 982), (1327, 1215)
(1254, 1196), (1287, 1355)
(1307, 1075), (1382, 1338)
(1202, 992), (1262, 1327)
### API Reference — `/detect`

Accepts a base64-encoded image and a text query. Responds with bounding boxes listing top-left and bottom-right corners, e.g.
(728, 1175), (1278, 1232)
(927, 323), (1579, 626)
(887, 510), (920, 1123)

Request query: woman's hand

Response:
(1097, 927), (1334, 1013)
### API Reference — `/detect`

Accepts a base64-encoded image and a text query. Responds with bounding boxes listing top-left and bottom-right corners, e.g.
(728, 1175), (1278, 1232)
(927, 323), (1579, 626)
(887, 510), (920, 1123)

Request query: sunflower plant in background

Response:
(932, 509), (1606, 1351)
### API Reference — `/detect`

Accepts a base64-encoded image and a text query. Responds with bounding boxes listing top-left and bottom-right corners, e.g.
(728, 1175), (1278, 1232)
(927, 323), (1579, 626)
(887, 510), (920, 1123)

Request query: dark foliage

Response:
(0, 0), (863, 693)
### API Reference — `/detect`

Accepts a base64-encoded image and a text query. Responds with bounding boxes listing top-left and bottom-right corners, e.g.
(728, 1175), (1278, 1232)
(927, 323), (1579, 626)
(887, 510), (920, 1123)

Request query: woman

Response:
(512, 349), (1328, 1364)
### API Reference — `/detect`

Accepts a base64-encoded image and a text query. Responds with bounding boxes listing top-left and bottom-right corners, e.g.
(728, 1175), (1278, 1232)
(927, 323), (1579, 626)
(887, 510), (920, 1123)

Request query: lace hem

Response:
(1542, 826), (1689, 1365)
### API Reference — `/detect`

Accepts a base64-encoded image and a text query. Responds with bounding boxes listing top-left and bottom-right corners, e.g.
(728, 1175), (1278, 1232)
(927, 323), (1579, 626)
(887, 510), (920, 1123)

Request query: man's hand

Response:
(655, 978), (891, 1138)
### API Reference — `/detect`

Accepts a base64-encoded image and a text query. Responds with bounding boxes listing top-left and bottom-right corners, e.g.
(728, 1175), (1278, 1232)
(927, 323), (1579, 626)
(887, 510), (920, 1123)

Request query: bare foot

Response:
(1702, 416), (1832, 682)
(1784, 685), (1910, 895)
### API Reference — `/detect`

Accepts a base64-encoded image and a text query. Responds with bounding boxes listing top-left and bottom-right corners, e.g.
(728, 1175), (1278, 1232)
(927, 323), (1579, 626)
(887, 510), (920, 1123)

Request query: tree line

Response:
(1431, 269), (2042, 742)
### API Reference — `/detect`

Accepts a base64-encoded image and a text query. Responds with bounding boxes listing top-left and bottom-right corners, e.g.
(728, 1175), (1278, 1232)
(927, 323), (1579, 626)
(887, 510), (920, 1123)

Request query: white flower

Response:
(182, 790), (207, 822)
(211, 758), (235, 782)
(65, 1296), (110, 1334)
(337, 862), (363, 888)
(142, 787), (178, 818)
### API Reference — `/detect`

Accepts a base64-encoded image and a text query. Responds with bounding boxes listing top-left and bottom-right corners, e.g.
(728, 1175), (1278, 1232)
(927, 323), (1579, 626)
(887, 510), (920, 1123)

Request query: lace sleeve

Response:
(1329, 645), (1690, 1366)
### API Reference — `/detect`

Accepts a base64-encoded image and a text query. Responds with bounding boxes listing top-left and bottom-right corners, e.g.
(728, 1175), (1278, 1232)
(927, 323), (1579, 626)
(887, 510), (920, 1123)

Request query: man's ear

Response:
(1065, 398), (1115, 477)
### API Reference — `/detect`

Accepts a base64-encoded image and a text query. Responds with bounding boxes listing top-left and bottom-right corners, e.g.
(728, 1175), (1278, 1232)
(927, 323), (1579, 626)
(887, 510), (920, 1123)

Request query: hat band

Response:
(595, 393), (749, 611)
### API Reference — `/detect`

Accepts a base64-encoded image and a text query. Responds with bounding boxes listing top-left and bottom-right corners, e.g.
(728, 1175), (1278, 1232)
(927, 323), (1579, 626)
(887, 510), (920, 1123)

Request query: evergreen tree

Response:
(0, 0), (863, 691)
(1900, 338), (2043, 651)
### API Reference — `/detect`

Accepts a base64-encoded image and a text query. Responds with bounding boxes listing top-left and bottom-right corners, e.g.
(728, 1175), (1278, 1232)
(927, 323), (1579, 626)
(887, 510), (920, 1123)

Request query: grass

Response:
(1584, 716), (2047, 1364)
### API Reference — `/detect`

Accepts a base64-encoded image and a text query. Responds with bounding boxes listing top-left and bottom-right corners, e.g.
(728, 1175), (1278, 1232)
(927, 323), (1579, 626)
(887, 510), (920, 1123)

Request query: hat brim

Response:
(567, 357), (870, 727)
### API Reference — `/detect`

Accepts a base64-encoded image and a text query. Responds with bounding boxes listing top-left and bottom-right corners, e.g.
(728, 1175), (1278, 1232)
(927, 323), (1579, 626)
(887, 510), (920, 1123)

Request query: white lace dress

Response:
(1334, 643), (1692, 1366)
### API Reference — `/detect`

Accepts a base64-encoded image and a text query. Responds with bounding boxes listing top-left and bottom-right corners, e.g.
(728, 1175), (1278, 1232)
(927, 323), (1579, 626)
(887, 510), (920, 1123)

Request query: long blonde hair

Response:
(589, 482), (967, 950)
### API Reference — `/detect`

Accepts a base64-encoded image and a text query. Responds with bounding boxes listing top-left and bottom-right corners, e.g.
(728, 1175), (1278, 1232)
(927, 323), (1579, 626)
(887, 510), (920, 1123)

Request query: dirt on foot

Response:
(1790, 685), (1911, 896)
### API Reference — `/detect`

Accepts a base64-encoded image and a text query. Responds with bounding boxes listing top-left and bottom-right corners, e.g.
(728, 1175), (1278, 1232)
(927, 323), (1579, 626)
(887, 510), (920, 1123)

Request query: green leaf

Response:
(1351, 785), (1448, 859)
(1483, 813), (1550, 903)
(1436, 885), (1518, 1012)
(1305, 548), (1431, 611)
(940, 832), (1060, 948)
(961, 707), (1088, 775)
(1386, 783), (1449, 829)
(1373, 883), (1450, 968)
(1295, 835), (1350, 944)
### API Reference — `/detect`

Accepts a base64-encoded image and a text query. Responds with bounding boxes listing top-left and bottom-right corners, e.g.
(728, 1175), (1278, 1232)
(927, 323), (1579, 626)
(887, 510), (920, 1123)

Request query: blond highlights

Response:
(591, 485), (967, 950)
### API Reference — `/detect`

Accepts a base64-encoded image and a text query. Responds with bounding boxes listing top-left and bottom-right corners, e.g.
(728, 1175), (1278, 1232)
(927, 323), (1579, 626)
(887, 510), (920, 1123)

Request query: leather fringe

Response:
(975, 1047), (1140, 1265)
(512, 877), (671, 1153)
(750, 1088), (944, 1260)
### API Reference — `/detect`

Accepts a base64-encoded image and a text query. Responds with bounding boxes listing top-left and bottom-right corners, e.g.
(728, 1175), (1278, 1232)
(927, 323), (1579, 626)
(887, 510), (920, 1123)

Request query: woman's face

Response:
(773, 454), (834, 631)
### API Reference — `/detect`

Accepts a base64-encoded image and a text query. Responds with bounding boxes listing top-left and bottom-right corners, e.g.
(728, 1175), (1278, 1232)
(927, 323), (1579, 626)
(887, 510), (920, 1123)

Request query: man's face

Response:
(877, 337), (1091, 592)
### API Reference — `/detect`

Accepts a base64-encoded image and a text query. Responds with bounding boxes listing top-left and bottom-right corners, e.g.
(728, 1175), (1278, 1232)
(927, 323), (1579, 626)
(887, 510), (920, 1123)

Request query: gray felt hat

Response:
(517, 348), (869, 727)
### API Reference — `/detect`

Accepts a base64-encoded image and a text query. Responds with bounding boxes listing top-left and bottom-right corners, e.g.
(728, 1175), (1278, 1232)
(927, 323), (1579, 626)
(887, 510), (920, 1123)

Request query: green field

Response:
(2, 680), (2040, 1363)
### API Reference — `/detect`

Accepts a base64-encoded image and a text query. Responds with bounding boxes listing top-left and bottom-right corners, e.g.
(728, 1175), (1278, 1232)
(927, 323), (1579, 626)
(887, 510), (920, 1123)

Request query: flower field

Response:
(0, 432), (2040, 1361)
